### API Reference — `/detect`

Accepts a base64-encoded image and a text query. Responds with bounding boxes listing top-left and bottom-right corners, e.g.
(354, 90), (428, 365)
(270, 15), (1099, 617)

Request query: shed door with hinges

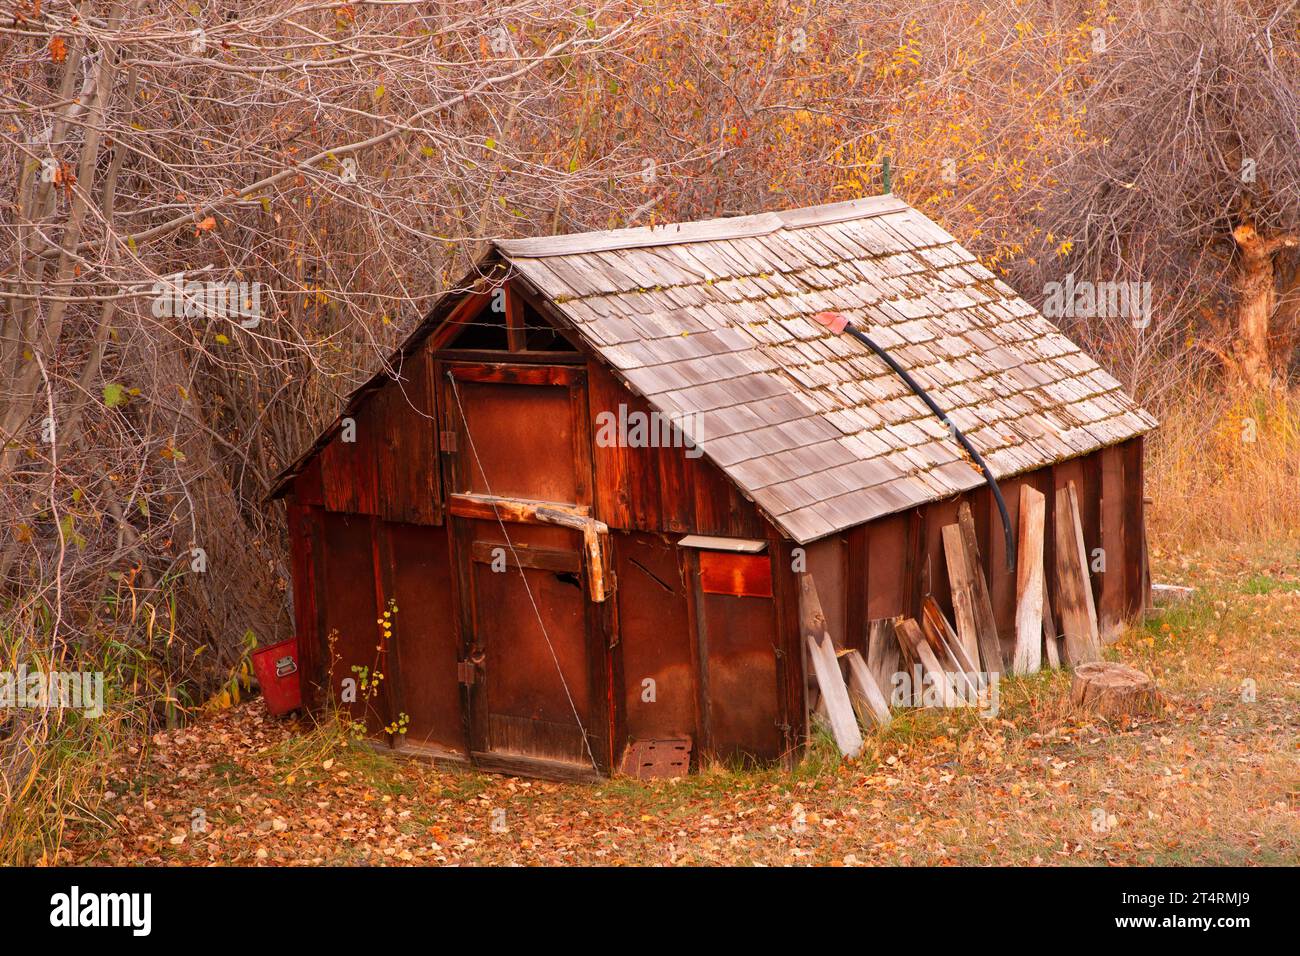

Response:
(465, 521), (596, 770)
(440, 363), (606, 777)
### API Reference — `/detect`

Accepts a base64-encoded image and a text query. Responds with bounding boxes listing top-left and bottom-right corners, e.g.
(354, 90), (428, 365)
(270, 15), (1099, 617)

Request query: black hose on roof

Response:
(812, 311), (1016, 574)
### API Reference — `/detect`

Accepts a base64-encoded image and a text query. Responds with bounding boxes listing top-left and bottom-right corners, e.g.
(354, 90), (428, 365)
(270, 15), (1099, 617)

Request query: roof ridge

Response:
(495, 195), (908, 259)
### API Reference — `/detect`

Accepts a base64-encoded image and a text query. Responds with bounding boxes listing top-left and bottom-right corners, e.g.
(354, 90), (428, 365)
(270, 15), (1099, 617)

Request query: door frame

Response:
(436, 360), (612, 779)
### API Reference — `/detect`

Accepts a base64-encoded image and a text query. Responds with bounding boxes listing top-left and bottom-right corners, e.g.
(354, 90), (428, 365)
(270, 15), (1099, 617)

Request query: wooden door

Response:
(440, 362), (606, 778)
(443, 363), (591, 506)
(465, 520), (597, 773)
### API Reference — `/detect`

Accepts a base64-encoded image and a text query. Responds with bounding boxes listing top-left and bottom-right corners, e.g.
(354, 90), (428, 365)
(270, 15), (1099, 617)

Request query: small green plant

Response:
(325, 598), (407, 741)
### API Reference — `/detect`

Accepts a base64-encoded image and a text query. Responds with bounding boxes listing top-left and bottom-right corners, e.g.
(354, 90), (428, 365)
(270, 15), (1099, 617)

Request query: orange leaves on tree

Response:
(50, 36), (67, 64)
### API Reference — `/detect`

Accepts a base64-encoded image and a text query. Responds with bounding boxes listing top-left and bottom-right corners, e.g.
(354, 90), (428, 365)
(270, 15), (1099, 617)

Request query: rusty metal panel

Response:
(453, 380), (579, 504)
(698, 551), (773, 598)
(620, 738), (692, 780)
(471, 523), (592, 766)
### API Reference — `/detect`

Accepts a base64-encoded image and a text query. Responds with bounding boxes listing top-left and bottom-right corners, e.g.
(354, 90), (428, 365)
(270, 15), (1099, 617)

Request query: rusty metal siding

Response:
(696, 586), (784, 764)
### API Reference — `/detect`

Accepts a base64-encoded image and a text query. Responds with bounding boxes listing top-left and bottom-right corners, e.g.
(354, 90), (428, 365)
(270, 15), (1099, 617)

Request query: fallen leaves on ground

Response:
(59, 547), (1298, 866)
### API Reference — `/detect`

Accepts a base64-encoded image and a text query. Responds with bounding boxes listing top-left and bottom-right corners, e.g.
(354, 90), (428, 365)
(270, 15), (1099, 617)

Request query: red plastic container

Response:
(251, 639), (302, 716)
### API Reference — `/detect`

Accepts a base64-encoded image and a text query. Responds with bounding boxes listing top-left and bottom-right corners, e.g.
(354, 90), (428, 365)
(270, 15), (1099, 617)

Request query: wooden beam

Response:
(895, 617), (958, 708)
(448, 492), (590, 523)
(447, 494), (609, 602)
(1054, 482), (1102, 664)
(469, 539), (580, 574)
(1042, 587), (1062, 669)
(957, 502), (1004, 674)
(503, 281), (527, 352)
(1012, 485), (1046, 675)
(920, 596), (982, 699)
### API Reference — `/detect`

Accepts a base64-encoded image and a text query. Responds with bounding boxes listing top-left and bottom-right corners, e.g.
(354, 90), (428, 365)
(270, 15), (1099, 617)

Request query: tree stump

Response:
(1071, 662), (1161, 719)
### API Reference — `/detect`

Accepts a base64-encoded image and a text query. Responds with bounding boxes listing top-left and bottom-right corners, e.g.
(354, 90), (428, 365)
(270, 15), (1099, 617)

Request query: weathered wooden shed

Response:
(268, 195), (1156, 780)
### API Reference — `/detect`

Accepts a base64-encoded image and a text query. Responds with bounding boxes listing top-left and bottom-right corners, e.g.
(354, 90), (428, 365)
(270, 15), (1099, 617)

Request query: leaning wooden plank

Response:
(800, 570), (862, 756)
(896, 617), (958, 707)
(889, 618), (921, 705)
(842, 649), (892, 728)
(866, 618), (901, 698)
(941, 523), (982, 667)
(921, 596), (983, 697)
(957, 502), (1005, 675)
(806, 632), (864, 756)
(1042, 587), (1062, 669)
(797, 572), (824, 742)
(1054, 482), (1102, 664)
(1013, 485), (1046, 675)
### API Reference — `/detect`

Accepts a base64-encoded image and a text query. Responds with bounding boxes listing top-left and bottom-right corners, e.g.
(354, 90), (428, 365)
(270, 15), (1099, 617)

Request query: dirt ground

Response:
(60, 546), (1298, 866)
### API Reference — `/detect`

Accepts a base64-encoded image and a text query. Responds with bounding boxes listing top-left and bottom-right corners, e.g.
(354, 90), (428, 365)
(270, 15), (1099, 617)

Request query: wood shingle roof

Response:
(496, 195), (1157, 544)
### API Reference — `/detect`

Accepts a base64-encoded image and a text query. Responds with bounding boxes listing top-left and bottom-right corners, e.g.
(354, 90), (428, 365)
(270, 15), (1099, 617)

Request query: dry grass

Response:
(1146, 383), (1300, 552)
(0, 601), (181, 865)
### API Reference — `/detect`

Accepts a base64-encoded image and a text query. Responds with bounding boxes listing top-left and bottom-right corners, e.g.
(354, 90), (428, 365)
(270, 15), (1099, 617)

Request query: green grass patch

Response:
(1241, 573), (1300, 595)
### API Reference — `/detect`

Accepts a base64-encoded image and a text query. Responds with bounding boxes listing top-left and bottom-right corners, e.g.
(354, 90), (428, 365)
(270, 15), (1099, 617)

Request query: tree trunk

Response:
(1232, 223), (1298, 389)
